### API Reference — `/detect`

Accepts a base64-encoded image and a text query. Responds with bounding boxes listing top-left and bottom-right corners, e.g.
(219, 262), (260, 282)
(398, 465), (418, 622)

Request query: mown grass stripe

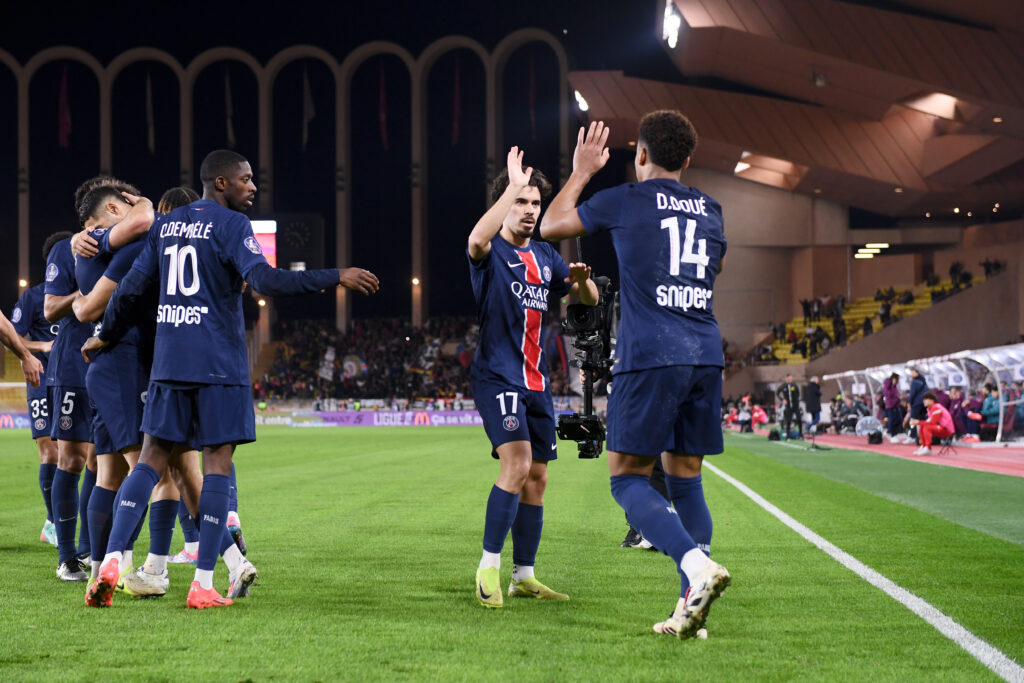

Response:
(705, 460), (1024, 683)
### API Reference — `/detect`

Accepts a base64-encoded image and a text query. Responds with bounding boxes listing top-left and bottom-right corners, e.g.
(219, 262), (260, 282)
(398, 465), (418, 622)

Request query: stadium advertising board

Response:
(0, 413), (30, 429)
(254, 410), (484, 427)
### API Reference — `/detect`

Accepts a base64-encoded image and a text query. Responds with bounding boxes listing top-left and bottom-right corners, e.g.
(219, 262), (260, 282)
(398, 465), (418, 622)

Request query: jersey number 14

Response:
(661, 217), (708, 279)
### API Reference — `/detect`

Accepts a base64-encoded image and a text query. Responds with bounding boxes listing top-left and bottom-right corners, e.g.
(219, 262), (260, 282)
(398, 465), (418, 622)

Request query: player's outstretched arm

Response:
(0, 311), (42, 386)
(540, 122), (610, 242)
(245, 263), (379, 297)
(72, 277), (118, 322)
(467, 146), (533, 261)
(566, 262), (599, 306)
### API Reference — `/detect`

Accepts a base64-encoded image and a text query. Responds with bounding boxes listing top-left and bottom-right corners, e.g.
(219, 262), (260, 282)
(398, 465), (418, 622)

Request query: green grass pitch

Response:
(1, 427), (1021, 681)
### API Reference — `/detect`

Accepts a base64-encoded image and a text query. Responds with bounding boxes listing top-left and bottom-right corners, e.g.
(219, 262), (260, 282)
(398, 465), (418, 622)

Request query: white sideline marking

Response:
(704, 461), (1024, 683)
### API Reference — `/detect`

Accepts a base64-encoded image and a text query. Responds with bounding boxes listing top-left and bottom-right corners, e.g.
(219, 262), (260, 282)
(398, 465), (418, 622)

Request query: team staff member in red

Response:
(911, 392), (954, 456)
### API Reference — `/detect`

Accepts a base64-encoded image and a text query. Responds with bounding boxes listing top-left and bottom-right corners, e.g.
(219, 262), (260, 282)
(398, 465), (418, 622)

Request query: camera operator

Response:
(777, 374), (802, 439)
(541, 113), (730, 639)
(467, 147), (597, 609)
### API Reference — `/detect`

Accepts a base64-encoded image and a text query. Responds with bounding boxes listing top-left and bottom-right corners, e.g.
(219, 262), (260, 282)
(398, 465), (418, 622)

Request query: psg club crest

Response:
(34, 418), (46, 431)
(244, 236), (262, 254)
(11, 307), (21, 324)
(542, 265), (551, 282)
(46, 263), (58, 282)
(58, 415), (72, 431)
(502, 415), (520, 432)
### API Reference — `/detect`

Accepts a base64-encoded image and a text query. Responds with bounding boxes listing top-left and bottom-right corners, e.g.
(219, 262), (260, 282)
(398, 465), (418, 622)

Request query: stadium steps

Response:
(768, 276), (986, 366)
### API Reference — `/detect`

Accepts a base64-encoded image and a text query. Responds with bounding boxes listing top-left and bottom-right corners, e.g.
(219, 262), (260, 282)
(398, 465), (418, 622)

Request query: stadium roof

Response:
(569, 0), (1024, 219)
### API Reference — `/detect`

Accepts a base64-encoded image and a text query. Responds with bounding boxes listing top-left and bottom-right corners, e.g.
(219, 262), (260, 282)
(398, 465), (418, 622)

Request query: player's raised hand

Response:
(71, 229), (99, 259)
(339, 267), (380, 295)
(567, 262), (592, 284)
(573, 121), (611, 177)
(20, 354), (43, 387)
(507, 146), (533, 187)
(81, 335), (108, 363)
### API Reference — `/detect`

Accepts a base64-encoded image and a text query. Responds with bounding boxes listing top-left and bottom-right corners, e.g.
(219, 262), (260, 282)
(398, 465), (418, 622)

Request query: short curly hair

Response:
(637, 110), (698, 172)
(490, 167), (552, 204)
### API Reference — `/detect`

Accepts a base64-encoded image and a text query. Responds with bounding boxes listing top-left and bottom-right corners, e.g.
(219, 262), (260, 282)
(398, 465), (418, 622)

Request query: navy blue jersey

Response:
(44, 238), (94, 387)
(76, 232), (152, 350)
(130, 200), (277, 385)
(11, 283), (56, 368)
(468, 235), (571, 391)
(578, 178), (726, 372)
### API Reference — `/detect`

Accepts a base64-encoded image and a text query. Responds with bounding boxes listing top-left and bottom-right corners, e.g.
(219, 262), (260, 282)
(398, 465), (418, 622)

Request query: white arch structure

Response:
(5, 32), (570, 328)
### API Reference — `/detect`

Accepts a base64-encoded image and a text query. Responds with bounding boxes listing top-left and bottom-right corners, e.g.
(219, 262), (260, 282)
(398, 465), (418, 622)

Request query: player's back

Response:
(12, 283), (55, 367)
(148, 200), (260, 386)
(578, 178), (726, 372)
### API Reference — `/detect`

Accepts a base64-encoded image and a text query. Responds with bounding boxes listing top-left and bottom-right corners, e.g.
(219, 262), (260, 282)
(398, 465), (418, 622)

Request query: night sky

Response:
(0, 1), (683, 319)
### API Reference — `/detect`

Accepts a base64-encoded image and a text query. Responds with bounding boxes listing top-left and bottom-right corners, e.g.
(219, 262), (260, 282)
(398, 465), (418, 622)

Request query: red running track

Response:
(739, 426), (1024, 478)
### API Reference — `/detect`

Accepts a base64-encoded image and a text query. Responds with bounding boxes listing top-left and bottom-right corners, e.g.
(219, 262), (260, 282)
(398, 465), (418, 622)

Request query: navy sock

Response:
(148, 500), (177, 556)
(610, 474), (696, 595)
(228, 464), (238, 512)
(39, 463), (57, 523)
(219, 524), (234, 555)
(126, 504), (149, 552)
(665, 474), (713, 556)
(177, 500), (199, 544)
(511, 503), (544, 568)
(87, 486), (117, 563)
(482, 485), (520, 554)
(107, 463), (159, 556)
(51, 468), (80, 564)
(197, 474), (231, 572)
(77, 467), (96, 556)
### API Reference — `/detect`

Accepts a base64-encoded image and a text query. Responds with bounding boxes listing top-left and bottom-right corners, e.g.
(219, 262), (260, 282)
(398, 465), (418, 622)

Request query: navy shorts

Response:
(606, 365), (723, 457)
(49, 385), (95, 442)
(142, 381), (255, 448)
(27, 381), (50, 439)
(471, 376), (558, 461)
(86, 345), (147, 454)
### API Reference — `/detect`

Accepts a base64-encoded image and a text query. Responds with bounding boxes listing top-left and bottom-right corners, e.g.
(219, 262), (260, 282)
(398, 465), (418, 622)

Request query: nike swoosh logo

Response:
(58, 516), (76, 522)
(507, 261), (526, 268)
(551, 444), (558, 450)
(478, 584), (493, 601)
(527, 588), (540, 595)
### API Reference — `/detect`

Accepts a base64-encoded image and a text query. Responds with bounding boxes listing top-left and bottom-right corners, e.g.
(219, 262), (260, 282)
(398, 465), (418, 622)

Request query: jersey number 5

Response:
(164, 244), (201, 296)
(661, 217), (708, 278)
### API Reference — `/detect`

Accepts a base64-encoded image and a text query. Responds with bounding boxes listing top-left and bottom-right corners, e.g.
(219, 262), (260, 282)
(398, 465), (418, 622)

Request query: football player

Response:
(85, 150), (378, 609)
(541, 114), (731, 638)
(467, 147), (597, 608)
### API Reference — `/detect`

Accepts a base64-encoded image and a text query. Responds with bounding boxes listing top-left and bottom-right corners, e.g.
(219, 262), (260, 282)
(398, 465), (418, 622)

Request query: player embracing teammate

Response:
(541, 113), (731, 638)
(83, 150), (379, 608)
(468, 147), (598, 608)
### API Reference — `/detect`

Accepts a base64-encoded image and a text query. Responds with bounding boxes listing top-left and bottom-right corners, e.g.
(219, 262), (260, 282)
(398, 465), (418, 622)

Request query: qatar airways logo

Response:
(509, 281), (549, 312)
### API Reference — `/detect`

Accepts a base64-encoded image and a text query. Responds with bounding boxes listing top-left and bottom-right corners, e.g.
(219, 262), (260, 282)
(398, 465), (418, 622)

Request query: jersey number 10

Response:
(661, 217), (709, 279)
(164, 244), (201, 296)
